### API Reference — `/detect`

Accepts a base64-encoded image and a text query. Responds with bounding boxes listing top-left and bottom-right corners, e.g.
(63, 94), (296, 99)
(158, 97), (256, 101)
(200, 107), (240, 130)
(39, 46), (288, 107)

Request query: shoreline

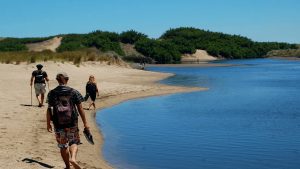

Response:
(81, 77), (203, 169)
(268, 56), (300, 61)
(147, 62), (235, 68)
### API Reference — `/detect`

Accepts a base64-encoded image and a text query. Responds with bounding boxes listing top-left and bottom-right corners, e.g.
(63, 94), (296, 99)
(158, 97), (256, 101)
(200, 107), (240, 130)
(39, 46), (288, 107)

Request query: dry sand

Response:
(181, 49), (218, 63)
(26, 37), (62, 52)
(0, 62), (202, 169)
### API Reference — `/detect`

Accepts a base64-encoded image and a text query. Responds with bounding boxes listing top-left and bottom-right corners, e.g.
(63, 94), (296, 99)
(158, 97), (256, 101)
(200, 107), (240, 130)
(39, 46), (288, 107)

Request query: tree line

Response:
(0, 28), (297, 64)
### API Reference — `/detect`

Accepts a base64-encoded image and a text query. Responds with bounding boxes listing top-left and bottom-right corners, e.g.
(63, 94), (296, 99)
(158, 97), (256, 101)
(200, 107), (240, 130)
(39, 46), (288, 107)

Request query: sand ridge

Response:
(26, 37), (62, 52)
(181, 49), (218, 63)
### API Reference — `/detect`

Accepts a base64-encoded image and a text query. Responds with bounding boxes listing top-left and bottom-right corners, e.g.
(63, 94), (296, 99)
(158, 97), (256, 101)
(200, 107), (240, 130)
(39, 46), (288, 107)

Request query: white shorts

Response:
(34, 83), (46, 95)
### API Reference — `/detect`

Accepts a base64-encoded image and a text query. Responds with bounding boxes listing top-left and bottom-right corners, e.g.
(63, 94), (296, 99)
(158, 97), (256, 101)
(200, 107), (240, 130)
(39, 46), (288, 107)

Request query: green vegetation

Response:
(159, 27), (297, 59)
(0, 27), (297, 64)
(57, 31), (124, 56)
(135, 39), (181, 64)
(120, 30), (147, 44)
(0, 37), (53, 51)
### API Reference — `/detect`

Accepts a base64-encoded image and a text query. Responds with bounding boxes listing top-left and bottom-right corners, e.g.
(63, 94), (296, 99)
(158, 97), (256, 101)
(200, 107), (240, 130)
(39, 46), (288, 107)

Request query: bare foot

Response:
(69, 159), (81, 169)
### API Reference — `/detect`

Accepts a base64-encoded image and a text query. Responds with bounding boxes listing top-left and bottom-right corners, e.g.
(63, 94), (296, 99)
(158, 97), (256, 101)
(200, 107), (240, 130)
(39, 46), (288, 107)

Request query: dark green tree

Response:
(120, 30), (147, 44)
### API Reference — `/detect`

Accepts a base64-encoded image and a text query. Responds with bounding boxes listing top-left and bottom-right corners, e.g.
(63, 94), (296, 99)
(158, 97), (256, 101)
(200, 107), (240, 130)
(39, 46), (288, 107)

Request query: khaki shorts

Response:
(34, 83), (46, 95)
(55, 127), (80, 149)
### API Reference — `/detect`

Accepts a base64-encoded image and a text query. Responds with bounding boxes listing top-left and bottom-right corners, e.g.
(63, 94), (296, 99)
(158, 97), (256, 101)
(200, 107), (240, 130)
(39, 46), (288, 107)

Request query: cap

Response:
(36, 64), (43, 69)
(56, 72), (69, 79)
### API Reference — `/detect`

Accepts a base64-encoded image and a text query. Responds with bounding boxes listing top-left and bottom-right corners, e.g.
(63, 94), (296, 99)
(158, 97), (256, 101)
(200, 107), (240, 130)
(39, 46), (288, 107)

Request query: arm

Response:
(45, 77), (50, 90)
(30, 71), (35, 86)
(96, 84), (100, 96)
(46, 107), (53, 132)
(30, 76), (34, 86)
(44, 72), (50, 89)
(85, 83), (89, 94)
(76, 103), (90, 129)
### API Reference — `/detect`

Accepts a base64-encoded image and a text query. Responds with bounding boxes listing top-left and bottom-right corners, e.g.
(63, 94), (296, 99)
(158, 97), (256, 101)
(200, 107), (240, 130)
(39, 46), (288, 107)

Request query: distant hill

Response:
(158, 27), (297, 60)
(0, 28), (297, 64)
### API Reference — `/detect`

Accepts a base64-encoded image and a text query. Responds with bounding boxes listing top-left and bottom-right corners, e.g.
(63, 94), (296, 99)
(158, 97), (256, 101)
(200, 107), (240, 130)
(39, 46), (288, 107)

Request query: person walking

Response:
(30, 64), (49, 107)
(46, 72), (90, 169)
(84, 75), (99, 110)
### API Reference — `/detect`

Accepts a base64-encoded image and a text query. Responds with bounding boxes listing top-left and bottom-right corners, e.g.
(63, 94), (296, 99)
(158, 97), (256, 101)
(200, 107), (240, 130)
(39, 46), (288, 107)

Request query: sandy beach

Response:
(0, 62), (202, 169)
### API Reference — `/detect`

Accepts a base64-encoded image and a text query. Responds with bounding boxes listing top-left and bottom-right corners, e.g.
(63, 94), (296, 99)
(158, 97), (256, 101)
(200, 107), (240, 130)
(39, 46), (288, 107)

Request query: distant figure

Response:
(46, 72), (90, 169)
(30, 64), (49, 107)
(139, 58), (146, 70)
(84, 75), (99, 110)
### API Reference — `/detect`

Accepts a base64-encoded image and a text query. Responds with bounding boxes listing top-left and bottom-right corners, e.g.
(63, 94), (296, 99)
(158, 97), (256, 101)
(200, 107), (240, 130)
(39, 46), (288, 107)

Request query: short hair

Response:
(36, 64), (43, 69)
(56, 72), (69, 83)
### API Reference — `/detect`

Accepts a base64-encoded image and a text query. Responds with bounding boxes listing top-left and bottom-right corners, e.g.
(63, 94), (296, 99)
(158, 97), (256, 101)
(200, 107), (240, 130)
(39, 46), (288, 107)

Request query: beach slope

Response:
(0, 62), (201, 169)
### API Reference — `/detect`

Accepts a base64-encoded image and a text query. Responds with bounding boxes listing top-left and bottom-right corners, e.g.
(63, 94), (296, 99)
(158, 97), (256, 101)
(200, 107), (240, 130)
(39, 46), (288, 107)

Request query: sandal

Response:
(83, 128), (94, 145)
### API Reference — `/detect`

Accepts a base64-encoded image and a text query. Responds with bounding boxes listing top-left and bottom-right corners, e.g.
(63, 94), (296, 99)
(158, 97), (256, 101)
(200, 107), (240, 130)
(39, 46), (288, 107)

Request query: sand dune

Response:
(181, 49), (217, 63)
(0, 62), (201, 169)
(26, 37), (62, 52)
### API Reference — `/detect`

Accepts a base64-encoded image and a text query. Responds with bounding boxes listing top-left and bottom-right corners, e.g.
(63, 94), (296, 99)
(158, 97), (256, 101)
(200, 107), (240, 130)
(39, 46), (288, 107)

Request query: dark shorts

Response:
(84, 92), (96, 101)
(90, 93), (96, 101)
(55, 126), (80, 148)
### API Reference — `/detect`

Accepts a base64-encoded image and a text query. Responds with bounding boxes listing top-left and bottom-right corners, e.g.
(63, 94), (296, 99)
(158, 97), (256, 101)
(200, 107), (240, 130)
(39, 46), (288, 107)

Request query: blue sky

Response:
(0, 0), (299, 43)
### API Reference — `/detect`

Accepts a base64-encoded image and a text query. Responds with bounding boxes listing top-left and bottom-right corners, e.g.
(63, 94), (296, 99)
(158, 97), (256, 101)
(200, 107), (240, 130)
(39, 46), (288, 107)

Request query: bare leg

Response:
(36, 95), (41, 106)
(41, 93), (45, 106)
(60, 147), (71, 169)
(92, 102), (96, 110)
(88, 103), (92, 110)
(69, 144), (81, 169)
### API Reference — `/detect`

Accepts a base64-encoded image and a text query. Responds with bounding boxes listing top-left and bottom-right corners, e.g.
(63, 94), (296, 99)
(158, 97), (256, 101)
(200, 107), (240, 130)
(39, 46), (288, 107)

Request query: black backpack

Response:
(52, 87), (78, 128)
(35, 70), (44, 83)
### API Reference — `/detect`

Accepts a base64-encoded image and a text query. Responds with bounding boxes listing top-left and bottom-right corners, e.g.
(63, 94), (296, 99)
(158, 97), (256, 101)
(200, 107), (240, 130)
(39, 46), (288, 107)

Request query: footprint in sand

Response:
(32, 157), (43, 161)
(0, 127), (7, 134)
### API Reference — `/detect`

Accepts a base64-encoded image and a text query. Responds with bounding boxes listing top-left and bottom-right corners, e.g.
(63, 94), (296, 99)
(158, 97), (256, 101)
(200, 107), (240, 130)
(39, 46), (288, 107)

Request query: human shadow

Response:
(20, 104), (39, 107)
(22, 158), (54, 168)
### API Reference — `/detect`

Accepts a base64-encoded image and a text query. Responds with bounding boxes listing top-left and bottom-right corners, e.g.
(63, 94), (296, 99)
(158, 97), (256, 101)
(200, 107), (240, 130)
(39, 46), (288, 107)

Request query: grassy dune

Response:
(266, 49), (300, 58)
(0, 48), (127, 66)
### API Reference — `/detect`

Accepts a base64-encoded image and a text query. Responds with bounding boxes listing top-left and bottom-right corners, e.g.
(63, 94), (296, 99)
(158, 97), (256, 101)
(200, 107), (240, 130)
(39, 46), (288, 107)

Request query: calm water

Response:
(96, 59), (300, 169)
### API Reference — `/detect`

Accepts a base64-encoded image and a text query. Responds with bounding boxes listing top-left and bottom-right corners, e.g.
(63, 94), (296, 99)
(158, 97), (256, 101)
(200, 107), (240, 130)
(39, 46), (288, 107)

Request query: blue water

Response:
(96, 59), (300, 169)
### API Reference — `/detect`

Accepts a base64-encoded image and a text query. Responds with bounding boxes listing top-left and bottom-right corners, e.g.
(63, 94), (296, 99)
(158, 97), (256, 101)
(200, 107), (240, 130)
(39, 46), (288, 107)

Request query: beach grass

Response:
(0, 48), (125, 66)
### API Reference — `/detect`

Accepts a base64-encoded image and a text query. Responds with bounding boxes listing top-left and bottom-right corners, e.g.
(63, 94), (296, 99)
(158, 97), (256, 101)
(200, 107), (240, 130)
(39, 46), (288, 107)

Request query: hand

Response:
(84, 124), (90, 130)
(47, 123), (53, 133)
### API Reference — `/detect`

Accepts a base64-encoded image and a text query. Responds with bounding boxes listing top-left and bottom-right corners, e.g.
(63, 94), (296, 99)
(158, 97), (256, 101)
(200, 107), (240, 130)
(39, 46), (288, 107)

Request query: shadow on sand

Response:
(20, 104), (44, 107)
(22, 158), (54, 168)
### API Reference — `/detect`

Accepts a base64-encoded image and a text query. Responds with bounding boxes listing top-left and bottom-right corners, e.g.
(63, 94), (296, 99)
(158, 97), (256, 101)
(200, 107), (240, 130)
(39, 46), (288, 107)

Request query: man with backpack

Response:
(46, 72), (90, 169)
(30, 64), (49, 107)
